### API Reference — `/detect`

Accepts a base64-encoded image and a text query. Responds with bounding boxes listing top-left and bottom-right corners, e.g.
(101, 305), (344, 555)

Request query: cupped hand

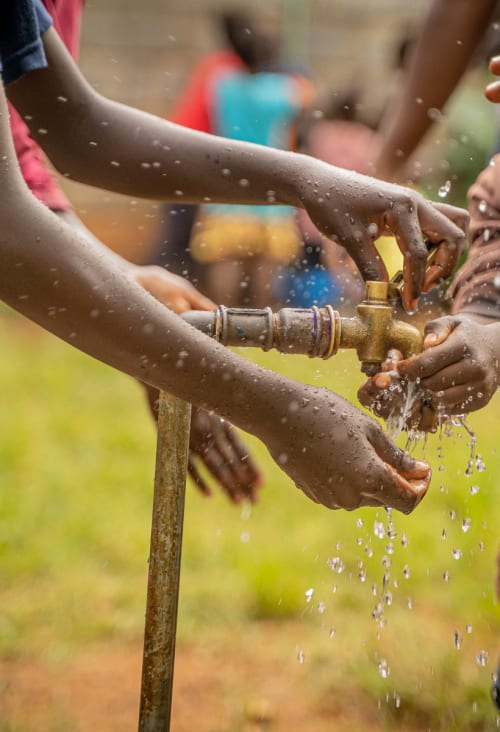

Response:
(259, 385), (430, 514)
(301, 160), (468, 313)
(398, 315), (500, 415)
(359, 315), (500, 430)
(358, 350), (437, 432)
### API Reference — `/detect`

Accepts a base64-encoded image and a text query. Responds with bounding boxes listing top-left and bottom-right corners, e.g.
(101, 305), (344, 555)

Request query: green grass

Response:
(0, 306), (499, 728)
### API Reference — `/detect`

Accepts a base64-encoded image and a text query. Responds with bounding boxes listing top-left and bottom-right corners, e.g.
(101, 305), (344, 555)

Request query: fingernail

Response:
(424, 333), (438, 347)
(413, 460), (430, 477)
(406, 299), (419, 316)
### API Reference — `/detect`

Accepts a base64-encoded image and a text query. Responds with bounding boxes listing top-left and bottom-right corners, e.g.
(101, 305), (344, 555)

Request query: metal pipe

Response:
(139, 391), (191, 732)
(181, 281), (423, 375)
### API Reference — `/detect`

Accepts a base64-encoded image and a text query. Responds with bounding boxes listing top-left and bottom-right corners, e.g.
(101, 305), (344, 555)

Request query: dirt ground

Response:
(0, 621), (402, 732)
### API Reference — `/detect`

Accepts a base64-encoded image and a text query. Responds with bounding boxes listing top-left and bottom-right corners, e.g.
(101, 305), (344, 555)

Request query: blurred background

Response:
(67, 0), (497, 261)
(2, 1), (500, 731)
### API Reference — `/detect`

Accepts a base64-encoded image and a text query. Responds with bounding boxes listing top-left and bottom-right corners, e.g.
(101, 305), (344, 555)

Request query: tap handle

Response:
(389, 240), (439, 303)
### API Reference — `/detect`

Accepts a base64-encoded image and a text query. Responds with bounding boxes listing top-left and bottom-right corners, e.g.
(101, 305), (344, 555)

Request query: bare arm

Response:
(376, 0), (496, 181)
(6, 27), (468, 312)
(0, 79), (433, 513)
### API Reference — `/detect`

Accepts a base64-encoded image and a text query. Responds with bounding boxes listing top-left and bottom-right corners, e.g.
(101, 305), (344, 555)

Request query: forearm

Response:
(376, 0), (496, 180)
(7, 29), (301, 208)
(0, 122), (279, 440)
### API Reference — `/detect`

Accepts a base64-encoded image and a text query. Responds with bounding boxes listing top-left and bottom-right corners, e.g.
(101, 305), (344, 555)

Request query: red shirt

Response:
(9, 0), (85, 210)
(168, 50), (244, 132)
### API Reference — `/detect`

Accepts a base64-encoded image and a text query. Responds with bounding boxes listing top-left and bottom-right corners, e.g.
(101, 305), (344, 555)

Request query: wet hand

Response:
(300, 161), (468, 313)
(399, 315), (500, 416)
(260, 386), (430, 514)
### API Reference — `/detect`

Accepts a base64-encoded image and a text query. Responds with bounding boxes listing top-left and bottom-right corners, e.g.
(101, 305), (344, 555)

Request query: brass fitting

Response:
(340, 281), (423, 375)
(181, 281), (423, 375)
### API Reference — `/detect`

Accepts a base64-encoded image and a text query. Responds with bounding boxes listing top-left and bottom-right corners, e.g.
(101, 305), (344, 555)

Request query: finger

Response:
(431, 202), (469, 234)
(295, 479), (322, 504)
(334, 223), (388, 284)
(399, 332), (465, 381)
(425, 382), (490, 413)
(367, 428), (430, 512)
(167, 295), (192, 314)
(358, 461), (429, 514)
(489, 55), (500, 75)
(220, 422), (263, 502)
(382, 349), (403, 371)
(188, 457), (212, 498)
(418, 205), (467, 290)
(178, 283), (215, 311)
(417, 404), (440, 433)
(422, 316), (459, 348)
(385, 207), (427, 312)
(201, 447), (244, 503)
(418, 361), (482, 393)
(486, 80), (500, 103)
(213, 422), (262, 503)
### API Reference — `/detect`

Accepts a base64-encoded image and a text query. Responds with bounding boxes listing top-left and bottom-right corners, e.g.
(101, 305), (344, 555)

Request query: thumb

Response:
(369, 427), (430, 511)
(423, 315), (459, 349)
(370, 426), (429, 479)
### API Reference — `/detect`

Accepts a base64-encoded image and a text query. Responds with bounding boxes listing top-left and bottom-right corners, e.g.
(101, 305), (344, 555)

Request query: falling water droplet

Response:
(438, 180), (451, 198)
(477, 650), (489, 668)
(452, 548), (462, 560)
(462, 518), (472, 533)
(378, 659), (390, 678)
(305, 588), (314, 603)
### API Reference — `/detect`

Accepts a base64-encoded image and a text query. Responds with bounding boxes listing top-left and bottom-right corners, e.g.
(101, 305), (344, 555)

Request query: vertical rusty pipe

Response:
(139, 390), (191, 732)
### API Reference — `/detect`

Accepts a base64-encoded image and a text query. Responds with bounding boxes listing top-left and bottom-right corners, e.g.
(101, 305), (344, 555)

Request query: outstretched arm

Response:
(375, 0), (496, 181)
(0, 77), (430, 513)
(6, 27), (468, 313)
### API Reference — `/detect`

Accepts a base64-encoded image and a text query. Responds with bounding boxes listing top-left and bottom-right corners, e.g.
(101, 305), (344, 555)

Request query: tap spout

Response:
(181, 281), (423, 374)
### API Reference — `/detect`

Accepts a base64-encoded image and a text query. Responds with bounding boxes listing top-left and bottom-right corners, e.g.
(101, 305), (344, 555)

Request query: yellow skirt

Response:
(190, 214), (302, 264)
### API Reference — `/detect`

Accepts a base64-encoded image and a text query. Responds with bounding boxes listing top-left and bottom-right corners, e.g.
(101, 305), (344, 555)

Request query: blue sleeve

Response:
(0, 0), (53, 86)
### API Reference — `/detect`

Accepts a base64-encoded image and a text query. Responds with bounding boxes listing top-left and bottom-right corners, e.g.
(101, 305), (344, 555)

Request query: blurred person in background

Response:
(150, 9), (314, 309)
(185, 10), (314, 307)
(274, 89), (378, 311)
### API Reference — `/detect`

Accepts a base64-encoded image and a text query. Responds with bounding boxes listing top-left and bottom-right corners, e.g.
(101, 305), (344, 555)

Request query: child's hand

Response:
(398, 315), (500, 416)
(187, 408), (262, 504)
(299, 161), (468, 313)
(143, 386), (262, 504)
(258, 386), (430, 514)
(357, 350), (438, 433)
(130, 264), (214, 313)
(359, 315), (500, 431)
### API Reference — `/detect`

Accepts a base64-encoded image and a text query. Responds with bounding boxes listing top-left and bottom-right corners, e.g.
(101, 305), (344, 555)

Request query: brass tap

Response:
(181, 281), (423, 375)
(340, 280), (423, 375)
